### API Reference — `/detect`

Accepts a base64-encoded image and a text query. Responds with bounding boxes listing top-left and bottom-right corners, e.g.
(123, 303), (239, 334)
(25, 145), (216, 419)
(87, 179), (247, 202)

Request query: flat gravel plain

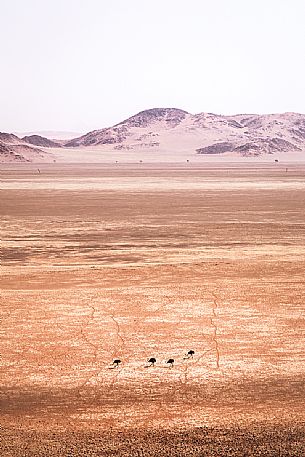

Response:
(1, 163), (304, 455)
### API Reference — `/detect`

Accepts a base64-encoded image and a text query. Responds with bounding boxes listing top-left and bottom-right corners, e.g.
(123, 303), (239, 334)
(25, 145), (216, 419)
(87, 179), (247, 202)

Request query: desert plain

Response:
(1, 162), (305, 456)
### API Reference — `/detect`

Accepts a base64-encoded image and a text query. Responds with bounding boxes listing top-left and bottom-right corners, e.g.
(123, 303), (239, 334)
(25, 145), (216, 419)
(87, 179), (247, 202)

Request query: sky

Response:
(1, 0), (305, 133)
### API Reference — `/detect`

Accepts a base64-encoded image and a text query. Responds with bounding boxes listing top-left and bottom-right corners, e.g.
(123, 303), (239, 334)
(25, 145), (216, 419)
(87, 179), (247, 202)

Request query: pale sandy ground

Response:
(49, 146), (305, 164)
(2, 142), (305, 164)
(1, 163), (305, 455)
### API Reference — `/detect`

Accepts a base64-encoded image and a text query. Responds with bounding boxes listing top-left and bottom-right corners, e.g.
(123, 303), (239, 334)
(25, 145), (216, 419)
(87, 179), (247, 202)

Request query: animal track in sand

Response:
(211, 292), (221, 369)
(77, 303), (109, 393)
(109, 314), (126, 353)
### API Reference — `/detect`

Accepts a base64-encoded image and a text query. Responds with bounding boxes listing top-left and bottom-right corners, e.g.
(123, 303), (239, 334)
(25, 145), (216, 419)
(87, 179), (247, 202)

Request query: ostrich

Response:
(166, 358), (175, 368)
(112, 359), (122, 368)
(183, 350), (195, 360)
(187, 350), (195, 358)
(147, 357), (156, 367)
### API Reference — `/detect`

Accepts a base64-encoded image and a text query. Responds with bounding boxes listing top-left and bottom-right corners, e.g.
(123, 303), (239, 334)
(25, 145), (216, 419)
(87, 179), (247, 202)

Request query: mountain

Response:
(2, 109), (305, 162)
(65, 108), (188, 147)
(65, 108), (305, 157)
(22, 135), (62, 148)
(0, 132), (23, 145)
(0, 132), (53, 162)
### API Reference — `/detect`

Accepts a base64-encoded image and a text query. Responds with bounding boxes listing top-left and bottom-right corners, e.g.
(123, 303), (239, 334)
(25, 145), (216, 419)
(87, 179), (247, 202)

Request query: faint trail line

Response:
(109, 365), (123, 388)
(108, 313), (127, 388)
(153, 294), (172, 314)
(179, 358), (189, 382)
(109, 314), (125, 351)
(193, 348), (214, 366)
(211, 292), (220, 369)
(179, 359), (190, 395)
(77, 304), (107, 393)
(177, 301), (194, 390)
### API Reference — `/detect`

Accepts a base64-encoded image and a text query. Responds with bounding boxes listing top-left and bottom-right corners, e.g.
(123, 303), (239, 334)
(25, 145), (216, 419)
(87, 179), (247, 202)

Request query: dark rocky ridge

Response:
(197, 138), (301, 156)
(116, 107), (189, 128)
(0, 132), (22, 144)
(196, 142), (234, 154)
(22, 135), (62, 148)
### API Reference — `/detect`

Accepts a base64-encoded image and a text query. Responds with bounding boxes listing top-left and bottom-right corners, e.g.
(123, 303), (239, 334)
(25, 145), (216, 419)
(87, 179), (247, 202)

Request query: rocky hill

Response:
(0, 132), (23, 145)
(2, 109), (305, 162)
(0, 132), (53, 162)
(65, 108), (305, 157)
(22, 135), (62, 148)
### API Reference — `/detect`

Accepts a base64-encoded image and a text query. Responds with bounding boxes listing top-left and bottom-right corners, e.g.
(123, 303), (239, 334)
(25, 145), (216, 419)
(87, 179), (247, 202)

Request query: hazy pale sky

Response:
(1, 0), (305, 132)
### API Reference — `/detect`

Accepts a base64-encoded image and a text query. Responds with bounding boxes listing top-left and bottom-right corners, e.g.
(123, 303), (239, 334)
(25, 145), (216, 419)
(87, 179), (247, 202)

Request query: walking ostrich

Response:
(112, 359), (122, 368)
(147, 357), (157, 367)
(166, 358), (175, 368)
(183, 350), (195, 360)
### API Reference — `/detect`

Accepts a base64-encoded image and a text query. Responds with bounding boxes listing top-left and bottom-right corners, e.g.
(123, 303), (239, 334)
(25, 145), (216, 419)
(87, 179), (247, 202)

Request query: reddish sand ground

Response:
(1, 163), (304, 455)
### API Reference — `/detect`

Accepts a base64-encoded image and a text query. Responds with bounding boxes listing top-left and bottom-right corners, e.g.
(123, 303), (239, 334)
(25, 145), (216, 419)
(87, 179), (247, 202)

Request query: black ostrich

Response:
(166, 358), (175, 368)
(147, 357), (157, 367)
(183, 350), (195, 360)
(112, 359), (122, 368)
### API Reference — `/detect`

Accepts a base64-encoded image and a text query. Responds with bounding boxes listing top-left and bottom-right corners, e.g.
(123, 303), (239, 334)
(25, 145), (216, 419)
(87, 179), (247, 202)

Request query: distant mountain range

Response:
(2, 108), (305, 162)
